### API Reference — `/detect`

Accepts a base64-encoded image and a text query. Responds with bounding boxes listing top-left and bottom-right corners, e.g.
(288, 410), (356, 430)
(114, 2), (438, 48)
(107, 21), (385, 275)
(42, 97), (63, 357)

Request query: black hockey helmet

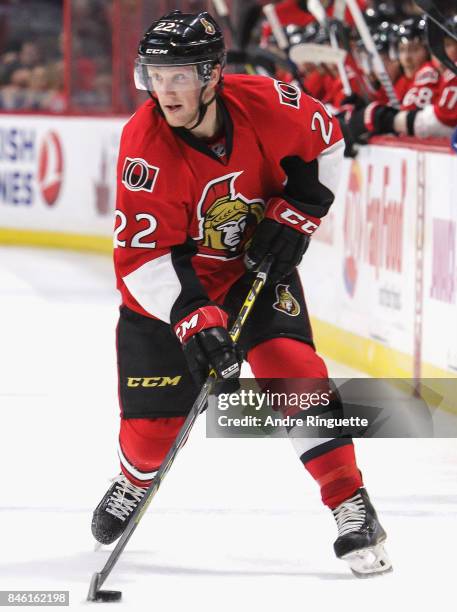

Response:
(135, 10), (225, 92)
(134, 10), (225, 130)
(285, 22), (320, 47)
(372, 21), (399, 56)
(364, 2), (398, 30)
(443, 14), (457, 40)
(138, 10), (224, 66)
(314, 24), (330, 46)
(397, 17), (428, 45)
(425, 13), (457, 76)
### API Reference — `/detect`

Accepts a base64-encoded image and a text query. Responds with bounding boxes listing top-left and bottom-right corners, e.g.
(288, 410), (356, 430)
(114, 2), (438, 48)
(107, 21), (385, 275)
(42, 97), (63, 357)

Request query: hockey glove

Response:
(347, 102), (399, 142)
(336, 94), (368, 158)
(245, 214), (312, 284)
(174, 305), (241, 388)
(245, 198), (320, 284)
(246, 156), (336, 283)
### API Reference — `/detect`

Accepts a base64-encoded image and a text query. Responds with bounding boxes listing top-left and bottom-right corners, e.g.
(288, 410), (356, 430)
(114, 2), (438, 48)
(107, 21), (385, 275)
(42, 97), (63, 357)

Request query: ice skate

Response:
(91, 474), (148, 545)
(332, 487), (392, 578)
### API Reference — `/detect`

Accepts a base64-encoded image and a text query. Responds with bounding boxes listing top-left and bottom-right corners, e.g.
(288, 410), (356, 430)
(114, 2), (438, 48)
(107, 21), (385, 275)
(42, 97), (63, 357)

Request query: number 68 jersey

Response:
(114, 74), (344, 327)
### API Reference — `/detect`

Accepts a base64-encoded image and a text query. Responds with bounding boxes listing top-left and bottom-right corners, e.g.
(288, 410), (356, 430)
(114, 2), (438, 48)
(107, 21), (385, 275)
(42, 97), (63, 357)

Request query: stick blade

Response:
(88, 573), (122, 603)
(289, 43), (346, 65)
(87, 572), (102, 602)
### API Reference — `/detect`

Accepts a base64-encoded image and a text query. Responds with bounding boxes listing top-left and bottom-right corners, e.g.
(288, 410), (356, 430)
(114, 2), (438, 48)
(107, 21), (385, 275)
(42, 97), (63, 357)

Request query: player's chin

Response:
(162, 106), (188, 126)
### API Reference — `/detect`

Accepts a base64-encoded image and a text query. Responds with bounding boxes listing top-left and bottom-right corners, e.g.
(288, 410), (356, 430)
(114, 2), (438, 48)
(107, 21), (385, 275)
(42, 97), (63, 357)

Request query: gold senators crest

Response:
(194, 172), (264, 260)
(273, 284), (301, 317)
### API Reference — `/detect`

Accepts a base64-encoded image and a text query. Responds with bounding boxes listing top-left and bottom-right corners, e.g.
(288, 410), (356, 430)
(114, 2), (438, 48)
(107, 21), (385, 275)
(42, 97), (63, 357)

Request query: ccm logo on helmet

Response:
(280, 209), (319, 234)
(122, 157), (159, 193)
(146, 49), (169, 54)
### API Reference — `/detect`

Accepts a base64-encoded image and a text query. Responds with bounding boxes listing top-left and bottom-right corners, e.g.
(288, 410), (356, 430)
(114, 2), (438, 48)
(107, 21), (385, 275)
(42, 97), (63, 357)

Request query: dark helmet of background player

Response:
(396, 16), (430, 74)
(135, 10), (226, 130)
(397, 16), (428, 46)
(372, 21), (399, 57)
(443, 14), (457, 40)
(424, 12), (457, 76)
(364, 2), (398, 29)
(284, 22), (319, 47)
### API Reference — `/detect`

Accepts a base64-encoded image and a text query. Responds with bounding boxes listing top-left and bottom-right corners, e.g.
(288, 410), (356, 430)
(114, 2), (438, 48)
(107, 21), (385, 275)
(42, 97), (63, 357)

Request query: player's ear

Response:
(209, 64), (222, 87)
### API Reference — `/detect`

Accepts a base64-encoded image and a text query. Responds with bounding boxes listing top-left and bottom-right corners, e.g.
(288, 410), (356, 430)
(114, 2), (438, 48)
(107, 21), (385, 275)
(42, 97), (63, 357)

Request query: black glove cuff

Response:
(374, 106), (399, 135)
(406, 110), (419, 136)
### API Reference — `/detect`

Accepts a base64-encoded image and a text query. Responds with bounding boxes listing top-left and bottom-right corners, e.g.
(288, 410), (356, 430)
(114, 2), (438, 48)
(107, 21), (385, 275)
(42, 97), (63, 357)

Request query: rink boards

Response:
(305, 136), (457, 381)
(0, 114), (455, 379)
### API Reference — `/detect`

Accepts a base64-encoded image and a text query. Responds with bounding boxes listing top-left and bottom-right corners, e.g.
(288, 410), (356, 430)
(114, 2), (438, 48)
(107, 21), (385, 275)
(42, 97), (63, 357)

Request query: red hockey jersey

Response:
(399, 61), (441, 110)
(114, 74), (344, 325)
(434, 66), (457, 127)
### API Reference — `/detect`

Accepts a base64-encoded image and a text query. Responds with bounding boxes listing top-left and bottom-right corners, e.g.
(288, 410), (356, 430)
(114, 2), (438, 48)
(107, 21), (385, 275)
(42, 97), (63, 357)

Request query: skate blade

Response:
(342, 543), (393, 578)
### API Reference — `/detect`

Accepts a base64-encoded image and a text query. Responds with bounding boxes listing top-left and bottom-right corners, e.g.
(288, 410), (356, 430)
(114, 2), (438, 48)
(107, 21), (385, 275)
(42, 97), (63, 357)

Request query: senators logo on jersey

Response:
(194, 172), (264, 259)
(273, 284), (301, 316)
(122, 157), (160, 193)
(274, 80), (301, 109)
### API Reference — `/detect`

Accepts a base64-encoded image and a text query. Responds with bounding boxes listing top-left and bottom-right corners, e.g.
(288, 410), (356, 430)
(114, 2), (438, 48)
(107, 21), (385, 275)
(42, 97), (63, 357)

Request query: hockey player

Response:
(343, 15), (456, 141)
(391, 15), (457, 137)
(343, 16), (442, 141)
(91, 10), (391, 577)
(394, 17), (441, 110)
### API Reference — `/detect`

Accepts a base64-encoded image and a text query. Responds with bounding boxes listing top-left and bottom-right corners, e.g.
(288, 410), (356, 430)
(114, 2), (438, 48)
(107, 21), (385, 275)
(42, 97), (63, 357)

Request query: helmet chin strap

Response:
(186, 85), (217, 131)
(148, 82), (218, 131)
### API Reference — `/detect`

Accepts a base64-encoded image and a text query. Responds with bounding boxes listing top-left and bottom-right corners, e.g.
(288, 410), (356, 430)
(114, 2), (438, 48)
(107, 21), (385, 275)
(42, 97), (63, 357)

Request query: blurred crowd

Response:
(0, 0), (62, 111)
(0, 0), (112, 112)
(0, 0), (456, 146)
(0, 39), (65, 111)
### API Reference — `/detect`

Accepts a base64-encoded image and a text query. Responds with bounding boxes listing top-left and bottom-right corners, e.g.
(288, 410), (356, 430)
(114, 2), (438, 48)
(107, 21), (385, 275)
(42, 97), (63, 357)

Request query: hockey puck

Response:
(94, 590), (122, 603)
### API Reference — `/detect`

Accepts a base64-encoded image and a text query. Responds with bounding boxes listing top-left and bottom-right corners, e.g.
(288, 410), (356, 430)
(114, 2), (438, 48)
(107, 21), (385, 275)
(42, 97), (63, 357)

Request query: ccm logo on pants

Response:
(127, 376), (182, 388)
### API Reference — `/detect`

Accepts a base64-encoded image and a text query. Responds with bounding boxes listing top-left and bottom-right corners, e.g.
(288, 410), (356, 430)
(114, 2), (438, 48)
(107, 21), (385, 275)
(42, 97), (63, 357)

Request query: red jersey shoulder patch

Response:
(122, 157), (160, 193)
(415, 63), (440, 86)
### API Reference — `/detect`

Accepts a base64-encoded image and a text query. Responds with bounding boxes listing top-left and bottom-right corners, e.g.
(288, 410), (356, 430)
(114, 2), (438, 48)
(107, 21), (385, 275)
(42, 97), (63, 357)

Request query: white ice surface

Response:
(0, 246), (455, 611)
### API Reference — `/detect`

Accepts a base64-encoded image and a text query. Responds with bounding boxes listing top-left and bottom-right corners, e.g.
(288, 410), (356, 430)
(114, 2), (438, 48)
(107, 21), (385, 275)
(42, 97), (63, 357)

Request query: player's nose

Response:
(156, 79), (177, 96)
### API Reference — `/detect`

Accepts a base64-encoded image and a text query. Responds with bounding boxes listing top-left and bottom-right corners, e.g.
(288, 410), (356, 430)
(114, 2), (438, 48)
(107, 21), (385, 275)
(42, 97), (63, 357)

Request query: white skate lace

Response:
(105, 475), (147, 522)
(332, 491), (366, 537)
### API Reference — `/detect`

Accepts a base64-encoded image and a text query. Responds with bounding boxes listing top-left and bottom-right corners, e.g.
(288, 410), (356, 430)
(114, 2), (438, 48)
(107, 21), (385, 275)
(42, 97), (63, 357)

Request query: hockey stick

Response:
(87, 255), (273, 603)
(227, 47), (297, 76)
(415, 0), (457, 40)
(211, 0), (238, 47)
(306, 0), (376, 101)
(426, 18), (457, 76)
(262, 3), (309, 93)
(344, 0), (400, 108)
(307, 0), (352, 95)
(333, 0), (346, 22)
(289, 42), (347, 65)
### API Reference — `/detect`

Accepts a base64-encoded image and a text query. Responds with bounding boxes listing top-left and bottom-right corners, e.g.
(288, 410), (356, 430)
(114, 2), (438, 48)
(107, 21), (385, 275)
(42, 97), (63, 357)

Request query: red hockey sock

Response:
(118, 417), (185, 487)
(248, 337), (363, 508)
(304, 444), (363, 509)
(247, 337), (328, 378)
